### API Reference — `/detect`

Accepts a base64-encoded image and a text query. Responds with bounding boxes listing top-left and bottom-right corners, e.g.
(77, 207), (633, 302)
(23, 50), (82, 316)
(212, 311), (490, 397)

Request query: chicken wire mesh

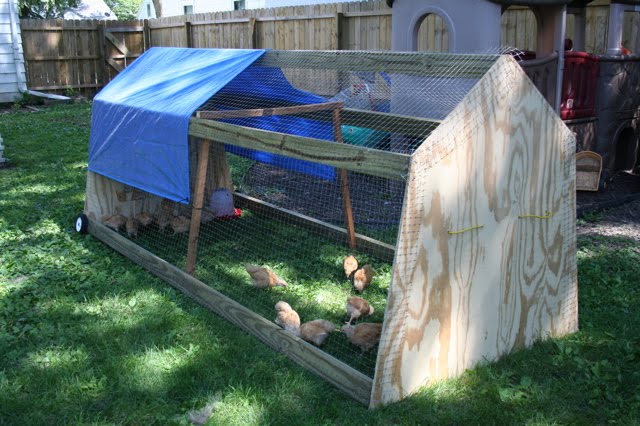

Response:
(95, 50), (504, 378)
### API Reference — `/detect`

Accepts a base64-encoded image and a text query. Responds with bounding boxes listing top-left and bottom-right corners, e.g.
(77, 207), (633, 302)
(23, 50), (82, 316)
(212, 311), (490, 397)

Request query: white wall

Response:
(139, 0), (362, 18)
(138, 0), (236, 19)
(0, 0), (26, 103)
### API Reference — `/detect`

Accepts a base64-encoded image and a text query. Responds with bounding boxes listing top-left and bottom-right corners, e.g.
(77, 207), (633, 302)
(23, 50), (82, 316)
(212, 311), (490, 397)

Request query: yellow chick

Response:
(343, 255), (359, 279)
(353, 264), (375, 293)
(274, 301), (300, 336)
(245, 264), (288, 289)
(299, 319), (335, 346)
(346, 296), (374, 325)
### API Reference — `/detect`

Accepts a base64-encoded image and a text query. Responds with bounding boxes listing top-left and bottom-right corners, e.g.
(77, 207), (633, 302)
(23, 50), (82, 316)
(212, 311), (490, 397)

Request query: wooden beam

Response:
(28, 83), (103, 90)
(197, 102), (344, 120)
(24, 55), (101, 61)
(104, 31), (130, 56)
(88, 220), (373, 406)
(188, 118), (410, 181)
(342, 10), (392, 17)
(255, 50), (498, 78)
(186, 139), (211, 275)
(233, 193), (396, 261)
(103, 26), (145, 33)
(106, 58), (124, 73)
(342, 109), (441, 139)
(201, 94), (441, 138)
(333, 108), (357, 249)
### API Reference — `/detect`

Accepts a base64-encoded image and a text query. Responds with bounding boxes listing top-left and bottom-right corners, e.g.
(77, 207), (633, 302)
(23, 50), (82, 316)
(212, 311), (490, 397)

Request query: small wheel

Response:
(75, 214), (88, 234)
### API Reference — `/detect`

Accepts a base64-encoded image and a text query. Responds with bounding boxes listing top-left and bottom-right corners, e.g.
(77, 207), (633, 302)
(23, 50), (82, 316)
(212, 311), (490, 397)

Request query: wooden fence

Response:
(18, 0), (640, 96)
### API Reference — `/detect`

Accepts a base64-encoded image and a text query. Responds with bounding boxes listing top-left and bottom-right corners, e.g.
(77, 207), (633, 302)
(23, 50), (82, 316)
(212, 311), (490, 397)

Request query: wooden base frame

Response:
(89, 220), (373, 405)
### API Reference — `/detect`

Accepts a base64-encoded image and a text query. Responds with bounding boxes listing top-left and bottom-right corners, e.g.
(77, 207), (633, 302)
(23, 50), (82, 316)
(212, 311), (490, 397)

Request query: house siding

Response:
(0, 0), (26, 103)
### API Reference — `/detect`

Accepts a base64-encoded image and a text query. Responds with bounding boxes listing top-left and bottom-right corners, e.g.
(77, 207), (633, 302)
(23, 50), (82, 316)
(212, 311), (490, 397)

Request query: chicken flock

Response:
(249, 256), (382, 353)
(101, 200), (191, 238)
(103, 202), (383, 354)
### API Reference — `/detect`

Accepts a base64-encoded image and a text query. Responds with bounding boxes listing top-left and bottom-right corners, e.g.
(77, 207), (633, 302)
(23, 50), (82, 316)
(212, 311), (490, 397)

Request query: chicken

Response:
(343, 255), (359, 279)
(299, 319), (335, 346)
(125, 217), (138, 238)
(102, 206), (127, 232)
(171, 215), (191, 235)
(274, 301), (300, 335)
(353, 264), (375, 293)
(134, 212), (154, 228)
(342, 322), (383, 352)
(155, 201), (174, 232)
(346, 296), (374, 325)
(245, 264), (288, 289)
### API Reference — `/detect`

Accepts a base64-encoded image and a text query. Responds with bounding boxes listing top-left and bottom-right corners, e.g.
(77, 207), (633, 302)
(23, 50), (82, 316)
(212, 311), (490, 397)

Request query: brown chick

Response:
(346, 296), (374, 325)
(102, 212), (127, 232)
(171, 215), (191, 235)
(342, 322), (383, 352)
(343, 255), (359, 279)
(134, 212), (154, 228)
(353, 264), (375, 293)
(245, 264), (288, 289)
(274, 301), (300, 335)
(126, 217), (138, 238)
(155, 201), (173, 232)
(299, 319), (335, 346)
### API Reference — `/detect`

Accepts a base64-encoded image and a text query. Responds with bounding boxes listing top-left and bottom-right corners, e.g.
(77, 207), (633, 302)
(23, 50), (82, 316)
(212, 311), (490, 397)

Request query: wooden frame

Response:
(88, 220), (373, 405)
(84, 52), (577, 409)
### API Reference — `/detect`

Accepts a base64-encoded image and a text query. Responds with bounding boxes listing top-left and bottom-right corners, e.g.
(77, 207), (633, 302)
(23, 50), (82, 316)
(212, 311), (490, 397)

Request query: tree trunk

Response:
(152, 0), (162, 17)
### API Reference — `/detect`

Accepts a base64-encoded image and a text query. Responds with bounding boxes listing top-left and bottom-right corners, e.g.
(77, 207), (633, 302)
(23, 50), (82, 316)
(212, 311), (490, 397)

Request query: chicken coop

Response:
(79, 47), (577, 408)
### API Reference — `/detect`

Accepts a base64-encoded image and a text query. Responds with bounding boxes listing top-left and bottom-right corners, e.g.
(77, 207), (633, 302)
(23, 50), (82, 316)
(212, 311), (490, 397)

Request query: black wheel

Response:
(75, 214), (88, 234)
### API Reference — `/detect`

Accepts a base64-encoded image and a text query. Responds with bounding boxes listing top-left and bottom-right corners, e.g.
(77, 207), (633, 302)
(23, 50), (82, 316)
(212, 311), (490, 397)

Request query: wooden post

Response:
(185, 21), (193, 48)
(97, 21), (108, 88)
(333, 108), (357, 249)
(185, 138), (211, 275)
(334, 12), (343, 50)
(143, 19), (151, 50)
(247, 17), (257, 49)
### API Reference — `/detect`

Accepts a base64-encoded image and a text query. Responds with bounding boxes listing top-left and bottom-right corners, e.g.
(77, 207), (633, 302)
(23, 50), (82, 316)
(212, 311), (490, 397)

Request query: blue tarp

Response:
(89, 47), (266, 204)
(214, 66), (336, 180)
(89, 48), (338, 204)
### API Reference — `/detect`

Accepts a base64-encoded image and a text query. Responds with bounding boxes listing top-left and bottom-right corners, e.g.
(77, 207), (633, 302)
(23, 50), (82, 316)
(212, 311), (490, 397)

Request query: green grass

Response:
(1, 103), (640, 425)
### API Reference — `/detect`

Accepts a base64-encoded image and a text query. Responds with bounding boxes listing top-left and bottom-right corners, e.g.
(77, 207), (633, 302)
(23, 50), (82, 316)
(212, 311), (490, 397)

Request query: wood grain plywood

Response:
(371, 55), (577, 407)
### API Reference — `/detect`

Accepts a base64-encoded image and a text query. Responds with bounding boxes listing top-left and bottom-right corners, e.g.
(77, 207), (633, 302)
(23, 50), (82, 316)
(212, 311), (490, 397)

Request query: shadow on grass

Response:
(1, 220), (640, 424)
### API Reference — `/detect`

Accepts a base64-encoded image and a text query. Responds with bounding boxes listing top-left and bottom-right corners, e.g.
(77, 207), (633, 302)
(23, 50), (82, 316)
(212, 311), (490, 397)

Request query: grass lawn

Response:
(1, 103), (640, 425)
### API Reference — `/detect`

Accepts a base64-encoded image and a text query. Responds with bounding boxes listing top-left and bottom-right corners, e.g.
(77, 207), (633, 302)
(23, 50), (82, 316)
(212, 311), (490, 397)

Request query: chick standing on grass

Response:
(299, 319), (335, 346)
(245, 264), (288, 289)
(353, 264), (375, 293)
(346, 296), (374, 325)
(342, 322), (383, 352)
(274, 301), (300, 336)
(343, 255), (359, 279)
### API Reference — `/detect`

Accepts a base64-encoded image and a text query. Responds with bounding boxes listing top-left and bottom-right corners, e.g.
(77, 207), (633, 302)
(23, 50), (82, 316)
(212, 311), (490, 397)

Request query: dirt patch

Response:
(577, 171), (640, 217)
(577, 196), (640, 244)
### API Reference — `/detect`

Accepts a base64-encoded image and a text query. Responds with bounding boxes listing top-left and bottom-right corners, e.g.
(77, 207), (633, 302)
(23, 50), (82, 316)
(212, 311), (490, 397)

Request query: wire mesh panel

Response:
(88, 50), (501, 380)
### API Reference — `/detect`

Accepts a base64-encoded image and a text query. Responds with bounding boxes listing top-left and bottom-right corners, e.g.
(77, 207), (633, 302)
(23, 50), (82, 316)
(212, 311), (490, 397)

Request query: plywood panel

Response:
(371, 55), (577, 407)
